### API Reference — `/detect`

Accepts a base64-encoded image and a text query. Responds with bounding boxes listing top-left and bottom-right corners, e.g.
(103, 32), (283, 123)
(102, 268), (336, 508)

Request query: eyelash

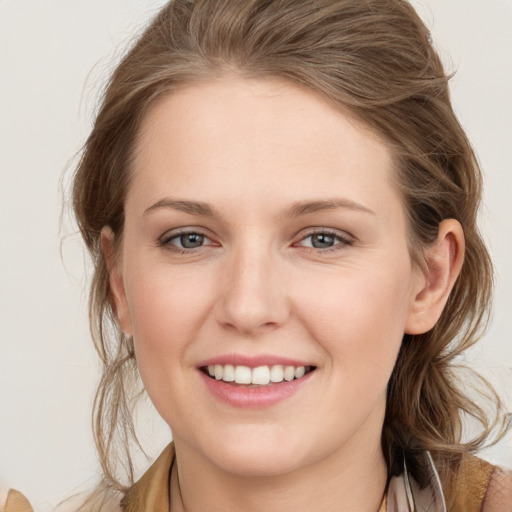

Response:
(295, 229), (354, 253)
(158, 228), (354, 254)
(158, 229), (215, 254)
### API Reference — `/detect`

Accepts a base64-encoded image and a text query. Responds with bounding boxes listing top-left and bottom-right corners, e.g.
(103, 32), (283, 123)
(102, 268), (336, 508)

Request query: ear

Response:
(101, 226), (133, 336)
(405, 219), (465, 335)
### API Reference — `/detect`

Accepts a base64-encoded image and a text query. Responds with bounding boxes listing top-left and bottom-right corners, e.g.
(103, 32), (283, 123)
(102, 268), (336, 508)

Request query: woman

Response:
(3, 0), (511, 510)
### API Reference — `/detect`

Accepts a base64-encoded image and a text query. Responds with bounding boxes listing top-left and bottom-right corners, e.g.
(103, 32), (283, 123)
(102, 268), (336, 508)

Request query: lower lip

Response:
(199, 370), (314, 408)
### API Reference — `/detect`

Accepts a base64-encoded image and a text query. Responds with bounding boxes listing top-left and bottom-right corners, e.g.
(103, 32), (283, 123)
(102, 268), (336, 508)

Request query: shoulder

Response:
(443, 453), (512, 512)
(1, 487), (124, 512)
(121, 443), (175, 512)
(1, 489), (33, 512)
(482, 466), (512, 512)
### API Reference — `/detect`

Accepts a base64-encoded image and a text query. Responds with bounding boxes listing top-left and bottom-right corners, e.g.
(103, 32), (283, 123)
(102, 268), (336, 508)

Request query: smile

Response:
(203, 364), (316, 386)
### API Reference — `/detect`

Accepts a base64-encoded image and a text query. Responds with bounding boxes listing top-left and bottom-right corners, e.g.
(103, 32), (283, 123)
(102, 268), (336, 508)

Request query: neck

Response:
(170, 432), (387, 512)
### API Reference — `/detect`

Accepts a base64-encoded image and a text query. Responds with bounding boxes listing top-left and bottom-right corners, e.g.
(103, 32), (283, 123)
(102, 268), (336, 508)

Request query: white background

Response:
(0, 1), (511, 510)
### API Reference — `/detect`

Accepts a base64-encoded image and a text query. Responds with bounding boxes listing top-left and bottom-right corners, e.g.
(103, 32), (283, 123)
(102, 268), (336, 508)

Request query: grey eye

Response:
(309, 233), (336, 248)
(178, 233), (205, 249)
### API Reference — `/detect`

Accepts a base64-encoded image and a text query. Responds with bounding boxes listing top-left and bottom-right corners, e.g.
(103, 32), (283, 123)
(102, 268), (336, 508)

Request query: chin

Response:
(196, 425), (318, 478)
(214, 446), (303, 477)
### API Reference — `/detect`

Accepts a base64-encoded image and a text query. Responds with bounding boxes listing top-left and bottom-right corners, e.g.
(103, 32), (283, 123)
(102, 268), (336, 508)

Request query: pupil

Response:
(181, 233), (204, 248)
(312, 233), (334, 248)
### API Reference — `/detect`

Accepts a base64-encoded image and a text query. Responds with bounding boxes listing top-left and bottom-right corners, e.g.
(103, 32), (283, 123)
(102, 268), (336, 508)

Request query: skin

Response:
(103, 77), (464, 512)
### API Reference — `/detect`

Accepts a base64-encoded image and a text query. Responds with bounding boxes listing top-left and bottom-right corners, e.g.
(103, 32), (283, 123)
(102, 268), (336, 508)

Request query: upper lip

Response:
(197, 354), (314, 369)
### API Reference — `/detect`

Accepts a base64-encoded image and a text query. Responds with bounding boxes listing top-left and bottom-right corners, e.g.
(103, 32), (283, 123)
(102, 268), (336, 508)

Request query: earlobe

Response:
(101, 226), (133, 336)
(405, 219), (465, 335)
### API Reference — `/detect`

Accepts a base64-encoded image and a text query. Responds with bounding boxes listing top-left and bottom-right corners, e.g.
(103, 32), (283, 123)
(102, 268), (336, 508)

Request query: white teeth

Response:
(270, 365), (284, 383)
(205, 364), (310, 385)
(234, 365), (252, 384)
(294, 366), (306, 379)
(252, 366), (270, 385)
(223, 364), (235, 382)
(284, 366), (295, 381)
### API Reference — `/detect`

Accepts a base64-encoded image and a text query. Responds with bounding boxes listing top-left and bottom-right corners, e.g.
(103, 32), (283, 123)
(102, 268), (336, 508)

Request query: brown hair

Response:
(72, 0), (507, 498)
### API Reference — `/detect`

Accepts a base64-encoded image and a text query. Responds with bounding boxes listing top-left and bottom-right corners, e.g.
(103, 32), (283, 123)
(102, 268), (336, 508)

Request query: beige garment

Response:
(121, 444), (175, 512)
(120, 444), (497, 512)
(121, 443), (387, 511)
(443, 454), (494, 512)
(3, 444), (498, 512)
(3, 490), (33, 512)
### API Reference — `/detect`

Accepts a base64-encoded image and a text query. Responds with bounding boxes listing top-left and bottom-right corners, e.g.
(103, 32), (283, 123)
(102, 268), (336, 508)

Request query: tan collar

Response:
(121, 443), (175, 512)
(3, 490), (34, 512)
(4, 445), (492, 512)
(122, 443), (387, 512)
(121, 442), (468, 512)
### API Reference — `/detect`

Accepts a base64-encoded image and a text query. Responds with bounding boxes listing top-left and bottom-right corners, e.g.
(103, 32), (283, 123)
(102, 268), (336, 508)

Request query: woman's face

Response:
(110, 77), (426, 476)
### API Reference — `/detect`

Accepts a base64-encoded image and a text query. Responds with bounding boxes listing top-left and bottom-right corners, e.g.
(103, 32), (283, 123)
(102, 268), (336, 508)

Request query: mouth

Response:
(200, 364), (317, 387)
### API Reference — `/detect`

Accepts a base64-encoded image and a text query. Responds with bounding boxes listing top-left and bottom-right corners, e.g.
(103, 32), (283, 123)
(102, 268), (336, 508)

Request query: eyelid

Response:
(158, 227), (218, 250)
(293, 228), (355, 250)
(157, 226), (354, 253)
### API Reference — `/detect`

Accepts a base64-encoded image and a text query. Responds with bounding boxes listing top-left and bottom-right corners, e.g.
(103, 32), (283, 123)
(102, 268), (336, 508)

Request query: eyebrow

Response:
(144, 199), (218, 217)
(285, 198), (375, 217)
(144, 197), (375, 218)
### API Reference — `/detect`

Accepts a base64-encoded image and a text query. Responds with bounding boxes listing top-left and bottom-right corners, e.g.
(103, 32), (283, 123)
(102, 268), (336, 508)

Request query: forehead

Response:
(128, 76), (399, 217)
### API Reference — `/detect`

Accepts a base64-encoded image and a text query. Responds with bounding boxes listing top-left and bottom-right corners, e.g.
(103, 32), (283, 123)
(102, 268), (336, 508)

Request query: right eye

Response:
(159, 230), (215, 252)
(293, 229), (354, 253)
(171, 232), (206, 249)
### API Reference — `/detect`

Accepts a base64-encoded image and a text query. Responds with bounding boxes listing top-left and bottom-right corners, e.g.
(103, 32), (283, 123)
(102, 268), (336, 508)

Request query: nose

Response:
(214, 244), (290, 336)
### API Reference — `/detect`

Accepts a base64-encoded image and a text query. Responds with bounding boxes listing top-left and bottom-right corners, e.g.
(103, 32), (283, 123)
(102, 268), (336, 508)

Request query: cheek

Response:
(125, 253), (208, 337)
(122, 257), (215, 391)
(124, 276), (210, 423)
(296, 262), (412, 377)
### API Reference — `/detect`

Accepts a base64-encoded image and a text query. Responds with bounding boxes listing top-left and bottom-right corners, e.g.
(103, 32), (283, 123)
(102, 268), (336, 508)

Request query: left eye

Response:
(163, 232), (210, 249)
(298, 232), (350, 250)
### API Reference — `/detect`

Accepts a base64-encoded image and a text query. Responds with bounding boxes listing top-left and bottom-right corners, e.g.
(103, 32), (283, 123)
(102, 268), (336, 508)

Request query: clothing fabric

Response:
(120, 443), (495, 512)
(2, 443), (496, 512)
(120, 444), (385, 511)
(2, 490), (33, 512)
(120, 444), (387, 511)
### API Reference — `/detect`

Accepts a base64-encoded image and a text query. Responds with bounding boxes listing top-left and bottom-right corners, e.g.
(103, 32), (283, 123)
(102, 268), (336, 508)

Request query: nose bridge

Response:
(216, 235), (288, 335)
